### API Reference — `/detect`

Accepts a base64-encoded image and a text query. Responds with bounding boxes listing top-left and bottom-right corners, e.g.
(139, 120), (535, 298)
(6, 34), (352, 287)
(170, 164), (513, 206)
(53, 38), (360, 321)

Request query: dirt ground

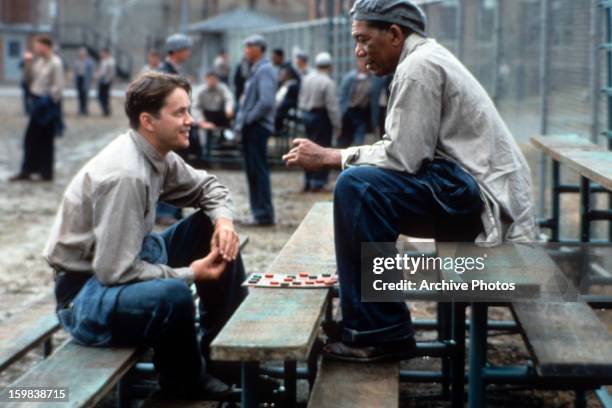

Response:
(0, 93), (610, 407)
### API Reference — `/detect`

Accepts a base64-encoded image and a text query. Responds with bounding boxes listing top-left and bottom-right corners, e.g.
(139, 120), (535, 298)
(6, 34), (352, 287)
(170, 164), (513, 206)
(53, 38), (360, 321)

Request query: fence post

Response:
(456, 0), (465, 61)
(328, 0), (334, 55)
(492, 0), (503, 105)
(590, 0), (602, 144)
(538, 0), (552, 219)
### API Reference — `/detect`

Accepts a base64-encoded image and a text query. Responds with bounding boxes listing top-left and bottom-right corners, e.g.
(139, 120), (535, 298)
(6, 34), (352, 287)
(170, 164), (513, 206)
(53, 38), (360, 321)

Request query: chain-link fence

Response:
(225, 0), (608, 144)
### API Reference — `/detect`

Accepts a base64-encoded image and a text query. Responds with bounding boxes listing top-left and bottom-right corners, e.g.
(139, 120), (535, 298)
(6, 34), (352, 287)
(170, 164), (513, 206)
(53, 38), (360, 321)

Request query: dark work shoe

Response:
(8, 173), (32, 182)
(199, 373), (232, 399)
(321, 320), (343, 342)
(322, 337), (417, 363)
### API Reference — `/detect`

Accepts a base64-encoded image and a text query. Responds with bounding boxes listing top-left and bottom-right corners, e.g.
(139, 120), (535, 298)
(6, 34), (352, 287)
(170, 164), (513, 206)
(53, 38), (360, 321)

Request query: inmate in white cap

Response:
(315, 52), (332, 67)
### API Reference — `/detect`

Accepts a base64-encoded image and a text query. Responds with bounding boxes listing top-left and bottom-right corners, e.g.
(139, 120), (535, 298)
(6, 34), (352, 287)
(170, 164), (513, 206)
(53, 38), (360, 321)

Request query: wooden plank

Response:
(0, 341), (141, 408)
(435, 244), (570, 301)
(531, 135), (612, 190)
(0, 294), (60, 372)
(307, 360), (399, 408)
(531, 134), (602, 153)
(211, 202), (335, 362)
(560, 150), (612, 190)
(512, 302), (612, 379)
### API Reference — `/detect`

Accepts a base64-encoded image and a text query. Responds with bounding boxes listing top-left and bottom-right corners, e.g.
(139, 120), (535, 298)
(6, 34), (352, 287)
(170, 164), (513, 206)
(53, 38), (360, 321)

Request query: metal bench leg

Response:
(575, 389), (587, 408)
(284, 360), (297, 407)
(117, 377), (130, 408)
(596, 386), (612, 408)
(551, 160), (561, 241)
(580, 176), (591, 242)
(438, 302), (452, 400)
(241, 362), (259, 408)
(468, 303), (488, 408)
(451, 302), (467, 408)
(307, 338), (323, 391)
(43, 338), (53, 357)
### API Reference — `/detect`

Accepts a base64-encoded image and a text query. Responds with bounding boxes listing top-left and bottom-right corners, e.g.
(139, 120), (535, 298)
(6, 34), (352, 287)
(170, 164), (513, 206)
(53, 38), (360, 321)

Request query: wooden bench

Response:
(0, 295), (60, 373)
(307, 360), (399, 408)
(512, 302), (612, 379)
(209, 203), (409, 407)
(210, 203), (335, 407)
(531, 134), (612, 242)
(0, 341), (142, 408)
(0, 235), (249, 408)
(459, 242), (612, 407)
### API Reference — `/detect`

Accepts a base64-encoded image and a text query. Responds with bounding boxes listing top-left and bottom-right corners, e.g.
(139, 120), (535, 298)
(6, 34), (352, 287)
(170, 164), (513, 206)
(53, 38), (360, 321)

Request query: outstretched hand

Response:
(282, 138), (342, 171)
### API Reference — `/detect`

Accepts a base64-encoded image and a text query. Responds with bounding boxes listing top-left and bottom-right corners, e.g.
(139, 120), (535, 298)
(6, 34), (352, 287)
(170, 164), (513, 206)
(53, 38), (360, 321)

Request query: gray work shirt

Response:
(341, 34), (537, 244)
(43, 130), (234, 285)
(98, 57), (116, 84)
(26, 54), (64, 102)
(235, 57), (276, 132)
(197, 82), (234, 114)
(298, 70), (341, 129)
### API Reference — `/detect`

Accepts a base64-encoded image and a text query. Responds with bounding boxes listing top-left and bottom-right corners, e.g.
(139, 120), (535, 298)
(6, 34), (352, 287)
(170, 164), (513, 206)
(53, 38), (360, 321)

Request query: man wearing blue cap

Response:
(284, 0), (536, 361)
(235, 34), (277, 226)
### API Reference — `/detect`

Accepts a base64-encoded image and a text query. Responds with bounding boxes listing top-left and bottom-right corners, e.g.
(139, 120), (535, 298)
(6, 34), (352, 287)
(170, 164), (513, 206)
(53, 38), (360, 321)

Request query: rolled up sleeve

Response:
(160, 154), (234, 222)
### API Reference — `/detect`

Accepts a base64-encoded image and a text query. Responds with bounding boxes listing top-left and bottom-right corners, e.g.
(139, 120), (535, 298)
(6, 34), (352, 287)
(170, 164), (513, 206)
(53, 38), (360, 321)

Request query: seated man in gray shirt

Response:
(44, 72), (247, 398)
(283, 0), (536, 362)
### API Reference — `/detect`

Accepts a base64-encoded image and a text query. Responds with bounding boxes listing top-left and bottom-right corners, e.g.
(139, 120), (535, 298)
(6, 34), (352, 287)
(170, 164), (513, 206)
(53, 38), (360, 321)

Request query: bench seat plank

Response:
(0, 341), (141, 407)
(512, 302), (612, 378)
(211, 202), (335, 362)
(531, 135), (612, 190)
(436, 244), (570, 300)
(307, 360), (399, 408)
(0, 295), (59, 372)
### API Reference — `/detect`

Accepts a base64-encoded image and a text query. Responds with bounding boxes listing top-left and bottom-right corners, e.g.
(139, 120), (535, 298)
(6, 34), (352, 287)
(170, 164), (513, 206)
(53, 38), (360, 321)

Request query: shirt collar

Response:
(129, 129), (167, 174)
(251, 57), (268, 73)
(398, 33), (429, 64)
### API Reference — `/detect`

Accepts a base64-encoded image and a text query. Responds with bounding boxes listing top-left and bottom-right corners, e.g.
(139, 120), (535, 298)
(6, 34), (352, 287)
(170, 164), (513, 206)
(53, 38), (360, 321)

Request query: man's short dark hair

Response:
(365, 20), (413, 37)
(35, 35), (53, 48)
(125, 72), (191, 129)
(272, 48), (284, 58)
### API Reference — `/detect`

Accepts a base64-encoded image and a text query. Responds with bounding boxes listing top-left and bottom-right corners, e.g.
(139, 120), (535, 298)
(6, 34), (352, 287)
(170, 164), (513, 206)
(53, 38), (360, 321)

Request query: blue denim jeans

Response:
(333, 160), (483, 346)
(55, 210), (247, 392)
(156, 202), (183, 221)
(242, 122), (274, 223)
(302, 109), (333, 190)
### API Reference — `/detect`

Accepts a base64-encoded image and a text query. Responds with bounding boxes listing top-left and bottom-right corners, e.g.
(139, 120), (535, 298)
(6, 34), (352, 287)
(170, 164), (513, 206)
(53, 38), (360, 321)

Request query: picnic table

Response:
(444, 242), (612, 408)
(532, 134), (612, 242)
(211, 204), (471, 407)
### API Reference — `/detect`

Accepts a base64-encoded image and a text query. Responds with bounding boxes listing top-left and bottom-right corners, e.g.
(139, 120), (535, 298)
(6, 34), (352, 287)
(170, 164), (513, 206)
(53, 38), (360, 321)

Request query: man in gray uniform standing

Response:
(235, 35), (276, 226)
(284, 0), (536, 361)
(10, 35), (63, 182)
(298, 52), (340, 192)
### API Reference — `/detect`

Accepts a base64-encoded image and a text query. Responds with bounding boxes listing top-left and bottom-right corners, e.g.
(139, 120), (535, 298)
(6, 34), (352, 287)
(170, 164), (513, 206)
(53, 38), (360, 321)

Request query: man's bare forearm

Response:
(323, 148), (343, 170)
